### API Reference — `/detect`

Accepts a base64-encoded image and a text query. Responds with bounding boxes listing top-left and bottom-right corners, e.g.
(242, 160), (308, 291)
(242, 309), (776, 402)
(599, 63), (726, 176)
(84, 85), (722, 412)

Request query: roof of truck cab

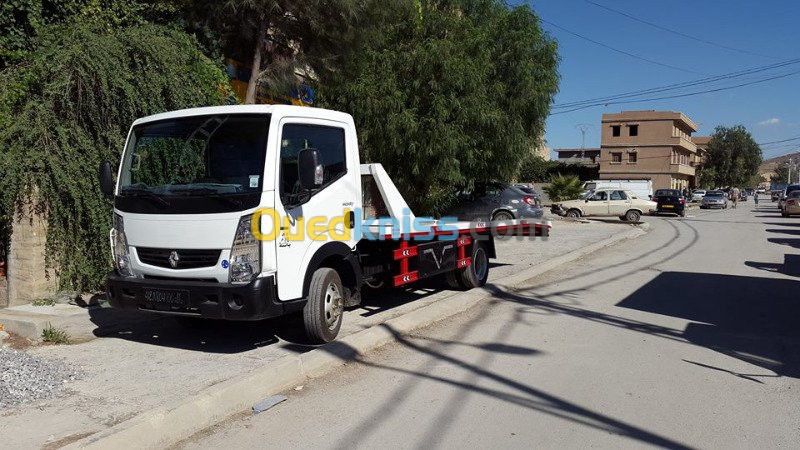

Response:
(131, 104), (353, 126)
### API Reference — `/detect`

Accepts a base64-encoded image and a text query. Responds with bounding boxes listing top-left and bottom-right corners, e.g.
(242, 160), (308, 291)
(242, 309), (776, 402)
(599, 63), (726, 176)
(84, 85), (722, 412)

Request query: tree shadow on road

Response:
(615, 271), (800, 379)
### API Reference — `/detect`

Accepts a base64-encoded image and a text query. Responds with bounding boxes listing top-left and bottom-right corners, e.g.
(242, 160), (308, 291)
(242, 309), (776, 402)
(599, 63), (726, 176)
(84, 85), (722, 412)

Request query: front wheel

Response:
(782, 212), (790, 218)
(624, 210), (641, 222)
(565, 209), (581, 219)
(303, 268), (344, 344)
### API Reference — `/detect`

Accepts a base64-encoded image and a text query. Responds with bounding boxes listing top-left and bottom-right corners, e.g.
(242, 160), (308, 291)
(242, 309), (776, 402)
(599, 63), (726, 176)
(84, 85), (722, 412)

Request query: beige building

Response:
(599, 110), (700, 191)
(555, 148), (600, 166)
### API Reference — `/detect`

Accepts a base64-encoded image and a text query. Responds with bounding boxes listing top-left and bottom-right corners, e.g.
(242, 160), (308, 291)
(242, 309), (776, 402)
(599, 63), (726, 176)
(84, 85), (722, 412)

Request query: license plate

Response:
(143, 288), (189, 308)
(661, 205), (674, 208)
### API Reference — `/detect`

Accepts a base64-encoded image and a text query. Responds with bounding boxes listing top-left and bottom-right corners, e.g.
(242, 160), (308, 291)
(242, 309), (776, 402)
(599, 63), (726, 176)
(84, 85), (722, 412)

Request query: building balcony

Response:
(557, 157), (599, 167)
(670, 164), (696, 176)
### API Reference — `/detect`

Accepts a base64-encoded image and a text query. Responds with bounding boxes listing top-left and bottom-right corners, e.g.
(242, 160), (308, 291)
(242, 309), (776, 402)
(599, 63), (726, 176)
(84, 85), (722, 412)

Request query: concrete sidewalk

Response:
(1, 219), (648, 449)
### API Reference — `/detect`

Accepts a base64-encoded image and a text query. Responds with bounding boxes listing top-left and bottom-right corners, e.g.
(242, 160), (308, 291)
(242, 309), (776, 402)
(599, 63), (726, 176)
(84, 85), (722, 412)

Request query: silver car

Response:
(700, 190), (728, 209)
(691, 189), (706, 202)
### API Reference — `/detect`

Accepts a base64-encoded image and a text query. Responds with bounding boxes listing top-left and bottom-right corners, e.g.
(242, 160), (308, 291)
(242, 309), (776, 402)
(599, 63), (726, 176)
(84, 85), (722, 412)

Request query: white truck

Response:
(99, 105), (548, 343)
(582, 179), (653, 200)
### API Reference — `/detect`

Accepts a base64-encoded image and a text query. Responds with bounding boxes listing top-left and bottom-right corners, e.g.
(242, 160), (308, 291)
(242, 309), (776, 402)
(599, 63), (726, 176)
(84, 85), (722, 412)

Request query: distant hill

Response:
(759, 151), (800, 175)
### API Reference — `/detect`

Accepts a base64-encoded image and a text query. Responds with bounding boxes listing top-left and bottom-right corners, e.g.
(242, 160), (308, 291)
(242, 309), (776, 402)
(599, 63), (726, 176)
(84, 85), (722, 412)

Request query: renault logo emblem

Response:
(169, 251), (180, 269)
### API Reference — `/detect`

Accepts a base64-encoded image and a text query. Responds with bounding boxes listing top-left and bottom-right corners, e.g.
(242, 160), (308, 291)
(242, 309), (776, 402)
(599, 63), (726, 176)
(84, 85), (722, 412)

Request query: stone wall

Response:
(5, 200), (57, 307)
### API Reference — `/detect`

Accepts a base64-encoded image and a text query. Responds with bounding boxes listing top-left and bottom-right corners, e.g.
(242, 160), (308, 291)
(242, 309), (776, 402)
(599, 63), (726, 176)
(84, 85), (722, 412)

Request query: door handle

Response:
(347, 210), (355, 229)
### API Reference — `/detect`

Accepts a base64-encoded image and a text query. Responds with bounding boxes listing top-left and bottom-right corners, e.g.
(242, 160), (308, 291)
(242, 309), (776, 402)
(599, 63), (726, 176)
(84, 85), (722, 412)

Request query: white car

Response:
(551, 188), (657, 222)
(691, 189), (706, 202)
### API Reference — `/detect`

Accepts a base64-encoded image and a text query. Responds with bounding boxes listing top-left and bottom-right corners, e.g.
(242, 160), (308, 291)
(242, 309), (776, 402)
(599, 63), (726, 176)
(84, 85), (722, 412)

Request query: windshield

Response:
(705, 191), (724, 197)
(119, 114), (270, 197)
(655, 189), (680, 196)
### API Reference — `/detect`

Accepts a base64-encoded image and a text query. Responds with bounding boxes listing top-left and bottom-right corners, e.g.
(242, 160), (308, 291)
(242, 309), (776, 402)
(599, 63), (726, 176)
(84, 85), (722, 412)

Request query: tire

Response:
(457, 243), (490, 289)
(492, 211), (514, 222)
(679, 209), (686, 217)
(445, 270), (465, 289)
(565, 209), (581, 219)
(303, 268), (344, 344)
(782, 212), (790, 218)
(624, 210), (641, 222)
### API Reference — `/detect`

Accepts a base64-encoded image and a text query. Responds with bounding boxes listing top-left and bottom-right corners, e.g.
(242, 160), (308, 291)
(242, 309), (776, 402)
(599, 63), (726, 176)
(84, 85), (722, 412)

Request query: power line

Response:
(540, 18), (705, 76)
(758, 135), (800, 146)
(551, 69), (800, 114)
(584, 0), (779, 60)
(553, 58), (800, 109)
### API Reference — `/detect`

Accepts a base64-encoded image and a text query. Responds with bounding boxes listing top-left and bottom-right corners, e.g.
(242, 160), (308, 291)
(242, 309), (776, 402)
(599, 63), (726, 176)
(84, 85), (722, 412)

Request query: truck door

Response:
(608, 190), (631, 215)
(273, 119), (361, 300)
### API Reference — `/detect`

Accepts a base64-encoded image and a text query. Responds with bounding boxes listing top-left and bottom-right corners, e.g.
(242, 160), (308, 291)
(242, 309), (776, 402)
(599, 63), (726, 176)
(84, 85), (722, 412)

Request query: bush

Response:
(543, 174), (584, 202)
(0, 21), (231, 291)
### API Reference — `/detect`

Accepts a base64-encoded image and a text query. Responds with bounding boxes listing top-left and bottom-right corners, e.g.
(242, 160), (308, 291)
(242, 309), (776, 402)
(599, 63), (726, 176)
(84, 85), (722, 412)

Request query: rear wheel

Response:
(565, 209), (581, 219)
(491, 211), (514, 222)
(624, 210), (641, 222)
(452, 243), (489, 289)
(303, 268), (344, 344)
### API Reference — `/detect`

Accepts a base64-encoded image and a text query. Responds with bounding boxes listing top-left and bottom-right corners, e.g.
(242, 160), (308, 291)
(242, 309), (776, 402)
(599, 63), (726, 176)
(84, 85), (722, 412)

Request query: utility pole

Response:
(790, 158), (794, 185)
(575, 123), (593, 160)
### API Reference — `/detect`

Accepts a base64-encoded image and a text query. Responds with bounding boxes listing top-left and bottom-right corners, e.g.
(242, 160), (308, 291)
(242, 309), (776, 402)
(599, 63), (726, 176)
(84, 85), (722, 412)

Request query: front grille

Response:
(136, 247), (221, 270)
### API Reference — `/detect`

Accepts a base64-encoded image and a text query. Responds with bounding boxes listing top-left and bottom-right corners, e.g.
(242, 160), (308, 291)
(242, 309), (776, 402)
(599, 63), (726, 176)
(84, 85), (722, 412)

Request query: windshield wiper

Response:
(169, 187), (243, 207)
(119, 187), (171, 206)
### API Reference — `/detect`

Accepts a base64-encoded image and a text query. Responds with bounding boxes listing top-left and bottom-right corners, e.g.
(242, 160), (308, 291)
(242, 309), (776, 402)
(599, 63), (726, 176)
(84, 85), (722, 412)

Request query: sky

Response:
(519, 0), (800, 159)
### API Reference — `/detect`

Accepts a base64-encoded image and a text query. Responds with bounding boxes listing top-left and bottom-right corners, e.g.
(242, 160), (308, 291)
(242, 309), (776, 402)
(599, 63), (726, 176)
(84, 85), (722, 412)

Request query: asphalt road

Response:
(182, 198), (800, 449)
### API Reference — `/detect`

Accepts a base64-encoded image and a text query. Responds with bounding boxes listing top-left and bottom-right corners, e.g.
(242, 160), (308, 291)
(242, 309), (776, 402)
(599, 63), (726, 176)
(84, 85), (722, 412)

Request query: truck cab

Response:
(100, 105), (548, 342)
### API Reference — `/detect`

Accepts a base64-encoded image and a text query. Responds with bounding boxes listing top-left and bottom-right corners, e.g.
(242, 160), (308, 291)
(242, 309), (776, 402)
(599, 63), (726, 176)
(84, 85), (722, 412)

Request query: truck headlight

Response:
(112, 213), (134, 277)
(229, 215), (261, 284)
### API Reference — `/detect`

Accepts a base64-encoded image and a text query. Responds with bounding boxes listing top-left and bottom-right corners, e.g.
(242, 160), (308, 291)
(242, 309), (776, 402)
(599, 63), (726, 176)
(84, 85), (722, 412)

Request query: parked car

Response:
(756, 188), (766, 194)
(739, 190), (748, 201)
(581, 179), (653, 201)
(446, 182), (543, 221)
(691, 189), (706, 202)
(782, 190), (800, 217)
(551, 188), (656, 222)
(772, 190), (783, 202)
(651, 189), (686, 217)
(778, 184), (800, 211)
(700, 190), (728, 209)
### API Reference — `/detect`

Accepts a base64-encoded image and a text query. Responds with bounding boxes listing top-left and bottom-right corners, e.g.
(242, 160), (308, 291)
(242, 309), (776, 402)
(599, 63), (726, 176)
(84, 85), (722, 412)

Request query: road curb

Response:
(68, 223), (648, 449)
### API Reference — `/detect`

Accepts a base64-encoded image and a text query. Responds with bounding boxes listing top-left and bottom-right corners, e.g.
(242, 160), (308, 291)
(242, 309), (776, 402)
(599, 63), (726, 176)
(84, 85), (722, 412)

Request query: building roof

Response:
(555, 148), (601, 153)
(692, 136), (711, 146)
(601, 110), (699, 131)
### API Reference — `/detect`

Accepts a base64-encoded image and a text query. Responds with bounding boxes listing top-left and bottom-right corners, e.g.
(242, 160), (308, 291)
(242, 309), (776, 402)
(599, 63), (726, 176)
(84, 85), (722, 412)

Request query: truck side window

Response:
(280, 124), (346, 204)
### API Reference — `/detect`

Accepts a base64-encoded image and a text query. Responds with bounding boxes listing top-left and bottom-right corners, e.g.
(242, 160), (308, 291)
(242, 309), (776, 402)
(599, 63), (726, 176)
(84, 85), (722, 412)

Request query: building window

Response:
(611, 125), (621, 137)
(611, 152), (622, 163)
(629, 125), (638, 136)
(628, 152), (637, 163)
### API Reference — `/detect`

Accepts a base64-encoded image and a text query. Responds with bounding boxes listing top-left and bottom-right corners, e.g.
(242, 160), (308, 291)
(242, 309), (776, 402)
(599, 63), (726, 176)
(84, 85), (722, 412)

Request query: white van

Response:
(582, 180), (653, 199)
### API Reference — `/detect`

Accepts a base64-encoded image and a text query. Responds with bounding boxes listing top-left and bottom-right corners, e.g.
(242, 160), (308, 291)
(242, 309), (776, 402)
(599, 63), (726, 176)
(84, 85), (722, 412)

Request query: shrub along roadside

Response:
(0, 21), (231, 292)
(543, 174), (584, 202)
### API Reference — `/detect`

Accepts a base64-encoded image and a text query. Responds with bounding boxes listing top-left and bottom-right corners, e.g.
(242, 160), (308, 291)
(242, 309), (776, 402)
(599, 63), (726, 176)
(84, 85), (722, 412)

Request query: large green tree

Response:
(319, 0), (560, 214)
(217, 0), (362, 103)
(0, 21), (230, 290)
(700, 125), (762, 188)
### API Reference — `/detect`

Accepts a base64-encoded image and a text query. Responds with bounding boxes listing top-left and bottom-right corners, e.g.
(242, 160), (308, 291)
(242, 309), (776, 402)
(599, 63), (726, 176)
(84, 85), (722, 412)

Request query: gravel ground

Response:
(0, 348), (81, 407)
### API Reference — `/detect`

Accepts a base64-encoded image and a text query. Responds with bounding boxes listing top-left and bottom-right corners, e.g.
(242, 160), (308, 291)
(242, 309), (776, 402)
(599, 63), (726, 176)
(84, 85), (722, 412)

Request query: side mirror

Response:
(648, 195), (652, 199)
(99, 160), (114, 197)
(298, 148), (323, 191)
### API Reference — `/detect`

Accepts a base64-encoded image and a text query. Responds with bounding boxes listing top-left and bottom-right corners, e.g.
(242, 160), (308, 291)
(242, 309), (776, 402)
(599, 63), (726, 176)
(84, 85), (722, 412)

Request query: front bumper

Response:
(106, 272), (304, 320)
(550, 205), (566, 216)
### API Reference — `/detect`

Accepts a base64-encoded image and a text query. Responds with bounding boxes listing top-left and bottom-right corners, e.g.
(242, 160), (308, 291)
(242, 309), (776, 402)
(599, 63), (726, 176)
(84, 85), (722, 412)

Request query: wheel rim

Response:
(473, 247), (488, 281)
(323, 282), (343, 329)
(567, 211), (578, 218)
(495, 212), (512, 221)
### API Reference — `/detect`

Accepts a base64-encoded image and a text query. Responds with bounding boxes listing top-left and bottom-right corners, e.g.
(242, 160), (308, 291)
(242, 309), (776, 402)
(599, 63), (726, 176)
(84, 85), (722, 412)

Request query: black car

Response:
(651, 188), (686, 217)
(445, 182), (544, 221)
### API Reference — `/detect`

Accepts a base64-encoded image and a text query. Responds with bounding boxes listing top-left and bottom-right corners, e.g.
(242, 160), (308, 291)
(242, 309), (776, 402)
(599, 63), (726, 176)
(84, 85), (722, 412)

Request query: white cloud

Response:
(758, 117), (781, 126)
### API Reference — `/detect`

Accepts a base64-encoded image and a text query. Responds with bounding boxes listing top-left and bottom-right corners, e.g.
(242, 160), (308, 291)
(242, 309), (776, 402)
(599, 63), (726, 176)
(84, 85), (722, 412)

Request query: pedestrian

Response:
(731, 187), (739, 209)
(754, 190), (759, 206)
